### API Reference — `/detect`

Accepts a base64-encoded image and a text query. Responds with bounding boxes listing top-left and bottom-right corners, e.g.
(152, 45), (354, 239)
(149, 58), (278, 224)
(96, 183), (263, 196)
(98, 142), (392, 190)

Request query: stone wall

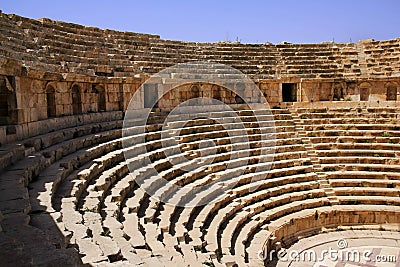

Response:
(0, 70), (144, 144)
(263, 206), (400, 260)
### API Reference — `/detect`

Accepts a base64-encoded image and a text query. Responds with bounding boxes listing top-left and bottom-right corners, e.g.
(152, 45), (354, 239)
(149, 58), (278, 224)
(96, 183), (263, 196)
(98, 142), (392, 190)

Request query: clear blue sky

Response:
(2, 0), (400, 44)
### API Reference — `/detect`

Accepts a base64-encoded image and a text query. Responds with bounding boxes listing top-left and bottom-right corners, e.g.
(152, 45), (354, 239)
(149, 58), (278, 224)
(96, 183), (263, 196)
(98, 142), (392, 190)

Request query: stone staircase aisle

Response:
(288, 107), (339, 206)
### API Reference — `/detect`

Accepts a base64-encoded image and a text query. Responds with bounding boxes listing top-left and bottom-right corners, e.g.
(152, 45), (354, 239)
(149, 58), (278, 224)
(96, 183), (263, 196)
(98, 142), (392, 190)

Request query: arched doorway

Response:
(386, 85), (397, 101)
(359, 82), (371, 101)
(191, 85), (200, 105)
(144, 83), (158, 109)
(0, 78), (9, 125)
(212, 85), (222, 101)
(93, 85), (106, 112)
(46, 85), (56, 118)
(72, 84), (82, 115)
(0, 76), (17, 125)
(333, 83), (344, 101)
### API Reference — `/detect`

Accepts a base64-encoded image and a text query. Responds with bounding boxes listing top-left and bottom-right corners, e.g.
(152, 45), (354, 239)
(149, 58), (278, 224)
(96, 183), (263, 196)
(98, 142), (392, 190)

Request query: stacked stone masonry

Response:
(0, 11), (400, 267)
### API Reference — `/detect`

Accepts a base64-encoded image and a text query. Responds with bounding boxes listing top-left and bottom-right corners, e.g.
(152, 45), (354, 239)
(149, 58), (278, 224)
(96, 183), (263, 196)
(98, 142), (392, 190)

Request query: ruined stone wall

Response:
(0, 70), (144, 144)
(299, 78), (400, 103)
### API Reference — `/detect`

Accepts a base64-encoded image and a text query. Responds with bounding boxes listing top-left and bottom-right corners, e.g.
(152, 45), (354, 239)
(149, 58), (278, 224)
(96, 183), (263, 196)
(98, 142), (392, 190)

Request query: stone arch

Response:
(385, 82), (398, 101)
(359, 82), (371, 101)
(212, 85), (222, 101)
(93, 85), (106, 112)
(71, 84), (82, 115)
(191, 84), (200, 99)
(0, 76), (17, 125)
(259, 83), (269, 99)
(190, 84), (201, 105)
(144, 83), (158, 109)
(235, 82), (246, 104)
(319, 82), (332, 101)
(333, 82), (345, 101)
(0, 77), (10, 125)
(46, 84), (57, 118)
(345, 81), (357, 95)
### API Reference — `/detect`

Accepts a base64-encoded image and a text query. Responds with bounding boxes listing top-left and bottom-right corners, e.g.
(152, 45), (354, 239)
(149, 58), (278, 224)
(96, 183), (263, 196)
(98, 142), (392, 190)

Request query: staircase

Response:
(288, 107), (339, 205)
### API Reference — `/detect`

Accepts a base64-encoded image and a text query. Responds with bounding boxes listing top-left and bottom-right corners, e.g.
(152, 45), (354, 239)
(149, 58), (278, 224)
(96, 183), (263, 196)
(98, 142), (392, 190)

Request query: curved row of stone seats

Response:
(25, 120), (174, 264)
(322, 165), (400, 176)
(30, 105), (396, 266)
(0, 16), (65, 74)
(113, 116), (275, 264)
(195, 184), (328, 266)
(0, 13), (43, 65)
(39, 107), (312, 266)
(298, 106), (400, 117)
(302, 113), (397, 124)
(206, 180), (324, 263)
(4, 14), (152, 75)
(334, 186), (400, 197)
(299, 117), (400, 127)
(362, 38), (400, 76)
(3, 11), (400, 79)
(302, 118), (400, 127)
(12, 104), (400, 266)
(0, 111), (123, 172)
(330, 176), (400, 186)
(3, 12), (386, 79)
(0, 121), (122, 214)
(296, 107), (400, 203)
(0, 113), (124, 265)
(257, 205), (400, 266)
(13, 13), (154, 48)
(249, 207), (400, 267)
(7, 11), (277, 76)
(139, 109), (319, 264)
(153, 149), (312, 234)
(331, 43), (361, 77)
(27, 108), (272, 264)
(130, 135), (304, 225)
(309, 138), (400, 152)
(276, 43), (345, 78)
(145, 169), (314, 261)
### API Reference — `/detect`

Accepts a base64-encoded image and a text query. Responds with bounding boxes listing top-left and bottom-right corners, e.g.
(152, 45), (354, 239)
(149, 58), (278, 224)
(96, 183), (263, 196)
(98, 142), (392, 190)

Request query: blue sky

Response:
(2, 0), (400, 44)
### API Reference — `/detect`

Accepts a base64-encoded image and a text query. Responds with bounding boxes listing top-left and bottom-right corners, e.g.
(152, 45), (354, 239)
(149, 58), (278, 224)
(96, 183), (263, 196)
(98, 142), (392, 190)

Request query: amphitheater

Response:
(1, 10), (400, 267)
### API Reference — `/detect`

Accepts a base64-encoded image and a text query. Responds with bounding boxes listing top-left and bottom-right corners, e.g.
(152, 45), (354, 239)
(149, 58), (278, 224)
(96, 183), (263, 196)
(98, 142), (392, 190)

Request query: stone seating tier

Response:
(1, 12), (400, 263)
(1, 107), (398, 265)
(1, 12), (399, 78)
(0, 108), (312, 266)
